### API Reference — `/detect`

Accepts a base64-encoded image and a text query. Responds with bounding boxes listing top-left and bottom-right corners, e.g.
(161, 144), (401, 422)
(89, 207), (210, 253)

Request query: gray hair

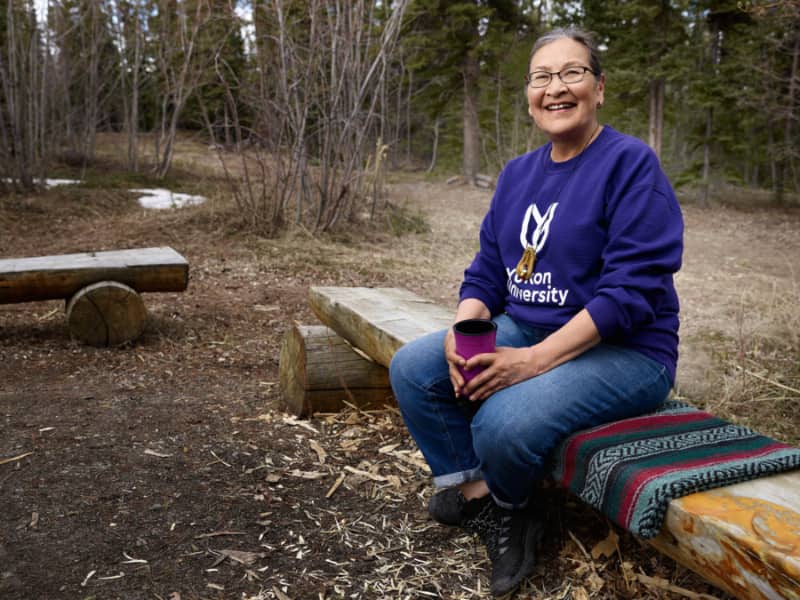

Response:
(529, 27), (603, 76)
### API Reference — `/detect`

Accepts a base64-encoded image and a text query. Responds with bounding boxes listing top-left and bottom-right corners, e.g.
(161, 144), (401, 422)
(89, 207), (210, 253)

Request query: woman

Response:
(389, 27), (683, 598)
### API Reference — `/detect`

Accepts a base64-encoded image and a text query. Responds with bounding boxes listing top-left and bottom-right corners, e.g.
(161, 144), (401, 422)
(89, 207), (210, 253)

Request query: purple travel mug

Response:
(453, 318), (497, 383)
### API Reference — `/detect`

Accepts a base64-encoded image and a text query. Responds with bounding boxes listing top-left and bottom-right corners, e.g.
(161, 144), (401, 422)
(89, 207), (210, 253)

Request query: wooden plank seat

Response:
(290, 285), (800, 600)
(0, 247), (188, 346)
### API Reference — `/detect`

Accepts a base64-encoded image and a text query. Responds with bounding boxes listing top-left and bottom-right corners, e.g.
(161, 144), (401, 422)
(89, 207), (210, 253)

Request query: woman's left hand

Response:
(461, 346), (543, 402)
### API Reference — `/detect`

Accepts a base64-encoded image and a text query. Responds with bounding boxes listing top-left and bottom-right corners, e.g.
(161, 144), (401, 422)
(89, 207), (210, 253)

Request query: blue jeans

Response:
(389, 313), (671, 509)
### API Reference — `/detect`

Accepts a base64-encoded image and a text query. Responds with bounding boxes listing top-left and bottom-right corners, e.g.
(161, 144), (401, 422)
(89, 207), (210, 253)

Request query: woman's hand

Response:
(460, 346), (540, 402)
(458, 309), (602, 402)
(445, 298), (492, 396)
(444, 327), (468, 396)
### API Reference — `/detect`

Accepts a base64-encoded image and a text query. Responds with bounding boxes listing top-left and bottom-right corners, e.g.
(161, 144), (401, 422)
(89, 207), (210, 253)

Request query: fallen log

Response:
(308, 285), (800, 600)
(279, 323), (393, 417)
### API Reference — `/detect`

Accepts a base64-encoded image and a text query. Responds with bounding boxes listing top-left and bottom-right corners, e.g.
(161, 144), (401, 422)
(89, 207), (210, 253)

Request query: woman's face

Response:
(526, 37), (604, 146)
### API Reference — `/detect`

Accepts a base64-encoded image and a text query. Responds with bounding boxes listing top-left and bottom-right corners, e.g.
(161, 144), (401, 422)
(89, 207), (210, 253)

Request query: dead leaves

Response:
(272, 586), (294, 600)
(308, 439), (327, 464)
(556, 524), (725, 600)
(288, 469), (327, 480)
(209, 548), (267, 567)
(257, 406), (427, 503)
(280, 414), (319, 434)
(591, 528), (620, 560)
(343, 465), (390, 483)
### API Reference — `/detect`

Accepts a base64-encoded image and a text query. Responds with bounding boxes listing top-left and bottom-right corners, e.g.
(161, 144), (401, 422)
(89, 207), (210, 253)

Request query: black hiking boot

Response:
(428, 487), (466, 526)
(427, 487), (492, 528)
(462, 498), (544, 597)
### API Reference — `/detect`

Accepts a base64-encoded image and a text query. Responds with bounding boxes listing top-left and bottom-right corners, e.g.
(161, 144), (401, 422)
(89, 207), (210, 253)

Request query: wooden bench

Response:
(0, 247), (189, 346)
(280, 285), (800, 600)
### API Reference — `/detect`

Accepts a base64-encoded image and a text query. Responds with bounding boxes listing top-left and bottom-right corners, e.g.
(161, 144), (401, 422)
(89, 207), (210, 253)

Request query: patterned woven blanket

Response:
(551, 400), (800, 539)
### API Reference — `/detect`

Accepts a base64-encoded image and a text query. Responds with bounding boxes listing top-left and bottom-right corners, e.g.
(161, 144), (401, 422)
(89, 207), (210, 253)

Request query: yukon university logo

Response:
(507, 201), (570, 307)
(519, 202), (558, 254)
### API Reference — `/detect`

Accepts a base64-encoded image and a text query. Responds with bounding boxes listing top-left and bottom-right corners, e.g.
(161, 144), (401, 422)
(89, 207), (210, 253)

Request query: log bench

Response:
(0, 247), (189, 346)
(279, 285), (800, 600)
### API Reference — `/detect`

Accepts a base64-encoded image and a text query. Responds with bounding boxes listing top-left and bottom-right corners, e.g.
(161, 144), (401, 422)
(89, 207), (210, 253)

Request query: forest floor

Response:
(1, 136), (799, 600)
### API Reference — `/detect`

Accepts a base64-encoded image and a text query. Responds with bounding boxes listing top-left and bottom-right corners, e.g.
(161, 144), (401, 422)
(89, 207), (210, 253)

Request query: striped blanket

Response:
(551, 400), (800, 539)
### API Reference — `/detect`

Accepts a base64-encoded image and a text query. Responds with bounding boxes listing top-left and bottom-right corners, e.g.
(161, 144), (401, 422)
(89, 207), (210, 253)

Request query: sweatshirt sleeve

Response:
(584, 155), (683, 340)
(459, 176), (509, 315)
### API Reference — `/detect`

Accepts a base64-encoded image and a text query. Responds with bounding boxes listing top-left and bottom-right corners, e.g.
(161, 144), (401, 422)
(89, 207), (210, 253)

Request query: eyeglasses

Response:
(525, 66), (596, 88)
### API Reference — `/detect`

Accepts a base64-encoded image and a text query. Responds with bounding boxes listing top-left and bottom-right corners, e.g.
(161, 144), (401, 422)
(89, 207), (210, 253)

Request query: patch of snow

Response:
(2, 178), (82, 188)
(44, 178), (82, 188)
(131, 188), (207, 210)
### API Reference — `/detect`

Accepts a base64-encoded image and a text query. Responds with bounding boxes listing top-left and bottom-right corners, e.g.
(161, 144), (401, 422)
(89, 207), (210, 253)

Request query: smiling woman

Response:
(526, 32), (605, 161)
(389, 26), (685, 598)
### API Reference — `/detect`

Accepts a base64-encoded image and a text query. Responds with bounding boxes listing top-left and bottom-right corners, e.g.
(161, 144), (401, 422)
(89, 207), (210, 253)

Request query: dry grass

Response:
(673, 201), (800, 445)
(678, 182), (800, 209)
(696, 274), (800, 444)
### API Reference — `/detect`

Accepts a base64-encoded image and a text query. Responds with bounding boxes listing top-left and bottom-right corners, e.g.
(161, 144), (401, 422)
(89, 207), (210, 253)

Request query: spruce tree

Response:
(402, 0), (532, 181)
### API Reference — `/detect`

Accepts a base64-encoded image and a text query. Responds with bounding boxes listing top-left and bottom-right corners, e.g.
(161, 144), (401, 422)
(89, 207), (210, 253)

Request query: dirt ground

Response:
(1, 151), (799, 600)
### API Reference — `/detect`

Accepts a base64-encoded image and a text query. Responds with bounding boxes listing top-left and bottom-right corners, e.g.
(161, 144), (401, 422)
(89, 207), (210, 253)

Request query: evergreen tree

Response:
(735, 1), (800, 200)
(402, 0), (533, 181)
(685, 0), (751, 202)
(555, 0), (687, 160)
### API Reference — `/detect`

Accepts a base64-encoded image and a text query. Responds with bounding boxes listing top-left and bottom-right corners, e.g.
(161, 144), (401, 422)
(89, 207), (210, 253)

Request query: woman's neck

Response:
(550, 123), (602, 162)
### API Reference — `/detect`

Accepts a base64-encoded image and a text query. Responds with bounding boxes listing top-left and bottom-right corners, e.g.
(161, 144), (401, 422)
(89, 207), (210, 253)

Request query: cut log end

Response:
(66, 281), (147, 347)
(279, 325), (310, 416)
(279, 324), (393, 417)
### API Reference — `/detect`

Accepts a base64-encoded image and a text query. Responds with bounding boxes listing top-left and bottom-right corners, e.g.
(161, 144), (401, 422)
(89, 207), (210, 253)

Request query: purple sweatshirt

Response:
(460, 126), (683, 383)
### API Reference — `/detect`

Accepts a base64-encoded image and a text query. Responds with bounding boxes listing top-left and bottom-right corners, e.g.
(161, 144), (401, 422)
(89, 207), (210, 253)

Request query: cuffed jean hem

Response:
(433, 473), (531, 510)
(433, 467), (483, 489)
(491, 494), (529, 511)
